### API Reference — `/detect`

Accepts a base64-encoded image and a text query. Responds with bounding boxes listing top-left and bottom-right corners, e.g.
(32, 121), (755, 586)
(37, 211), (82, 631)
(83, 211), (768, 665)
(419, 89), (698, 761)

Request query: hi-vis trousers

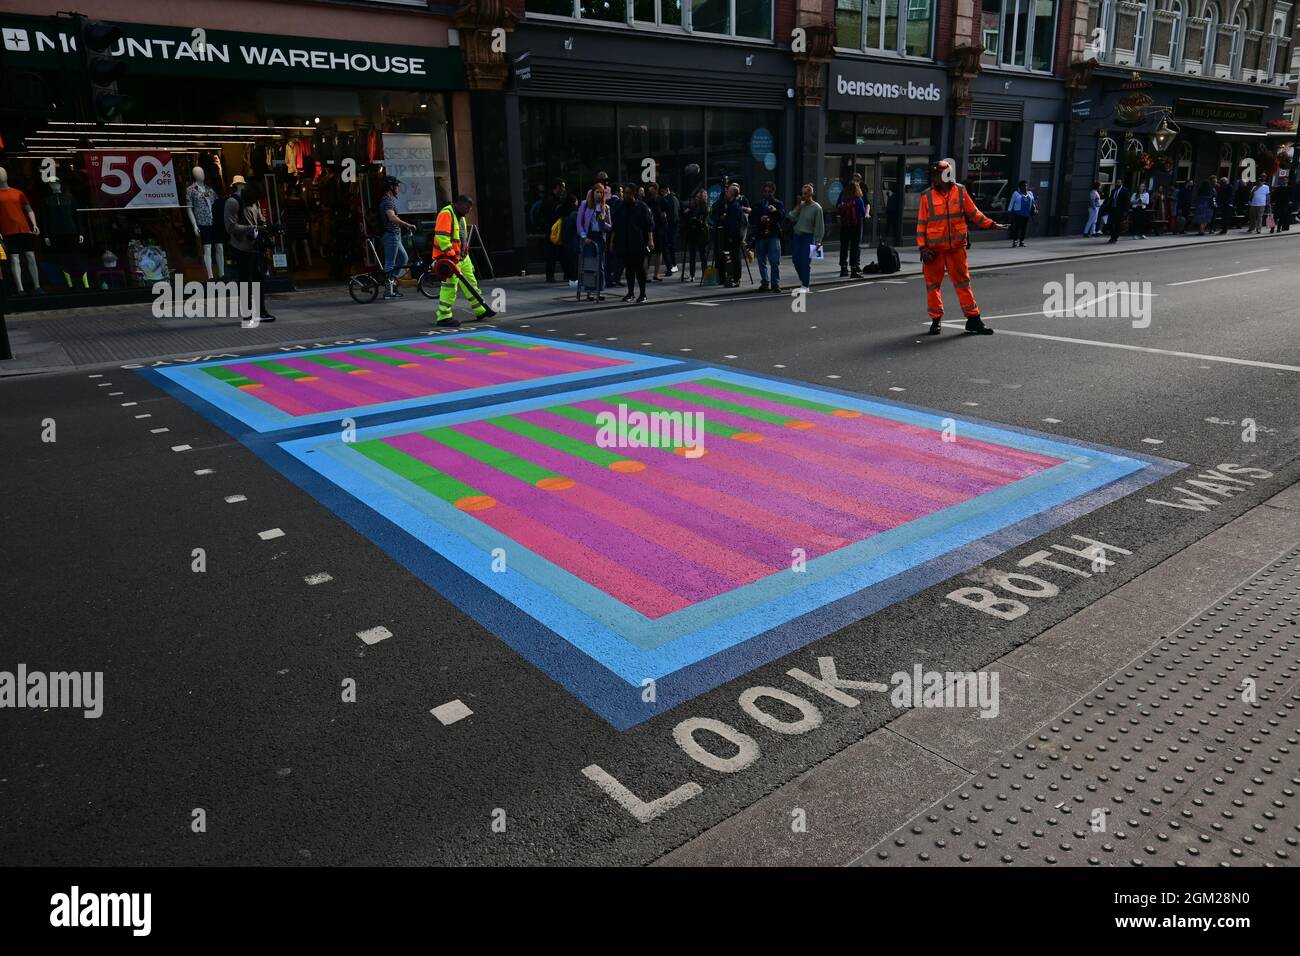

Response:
(921, 245), (979, 321)
(436, 254), (488, 321)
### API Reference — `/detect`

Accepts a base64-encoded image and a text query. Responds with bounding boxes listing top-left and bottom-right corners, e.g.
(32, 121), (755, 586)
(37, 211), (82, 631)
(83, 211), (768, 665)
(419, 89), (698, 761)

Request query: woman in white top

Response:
(1084, 181), (1102, 237)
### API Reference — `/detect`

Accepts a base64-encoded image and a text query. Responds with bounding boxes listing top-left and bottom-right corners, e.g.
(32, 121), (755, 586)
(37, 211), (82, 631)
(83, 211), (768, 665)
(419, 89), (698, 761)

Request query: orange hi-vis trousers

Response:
(922, 245), (979, 321)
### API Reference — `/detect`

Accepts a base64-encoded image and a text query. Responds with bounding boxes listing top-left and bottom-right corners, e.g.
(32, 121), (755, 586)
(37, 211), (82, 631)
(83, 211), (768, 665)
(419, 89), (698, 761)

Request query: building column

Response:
(791, 3), (835, 191)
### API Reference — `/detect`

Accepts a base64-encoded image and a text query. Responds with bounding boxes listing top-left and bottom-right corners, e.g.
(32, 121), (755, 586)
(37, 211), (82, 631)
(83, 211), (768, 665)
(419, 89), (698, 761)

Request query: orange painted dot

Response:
(454, 495), (497, 512)
(398, 362), (420, 368)
(674, 445), (707, 458)
(298, 376), (319, 382)
(832, 409), (862, 418)
(609, 460), (646, 473)
(347, 368), (372, 375)
(528, 345), (549, 350)
(238, 383), (264, 390)
(783, 420), (815, 430)
(731, 431), (764, 443)
(536, 477), (575, 491)
(446, 356), (467, 362)
(487, 350), (507, 356)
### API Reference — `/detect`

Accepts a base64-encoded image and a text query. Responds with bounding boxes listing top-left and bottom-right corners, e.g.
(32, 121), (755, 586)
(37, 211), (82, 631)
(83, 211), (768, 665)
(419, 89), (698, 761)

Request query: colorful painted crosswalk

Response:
(278, 365), (1173, 728)
(156, 332), (676, 432)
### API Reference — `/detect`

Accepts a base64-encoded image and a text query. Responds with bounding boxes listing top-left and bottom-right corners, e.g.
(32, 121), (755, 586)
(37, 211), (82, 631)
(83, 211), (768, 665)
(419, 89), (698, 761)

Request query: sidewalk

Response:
(656, 481), (1300, 867)
(3, 227), (1297, 375)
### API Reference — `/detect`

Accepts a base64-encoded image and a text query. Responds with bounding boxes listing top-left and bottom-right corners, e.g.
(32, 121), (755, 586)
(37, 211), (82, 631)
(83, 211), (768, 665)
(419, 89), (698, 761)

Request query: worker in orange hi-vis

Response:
(916, 160), (1008, 336)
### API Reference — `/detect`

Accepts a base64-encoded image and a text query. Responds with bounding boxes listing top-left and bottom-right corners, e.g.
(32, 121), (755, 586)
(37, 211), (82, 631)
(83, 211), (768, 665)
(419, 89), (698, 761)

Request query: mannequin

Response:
(0, 165), (42, 294)
(185, 166), (221, 281)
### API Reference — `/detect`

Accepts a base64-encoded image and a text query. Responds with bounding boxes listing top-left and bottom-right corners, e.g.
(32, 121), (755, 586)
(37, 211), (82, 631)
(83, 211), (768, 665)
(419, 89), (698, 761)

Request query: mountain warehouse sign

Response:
(0, 14), (463, 89)
(827, 61), (948, 116)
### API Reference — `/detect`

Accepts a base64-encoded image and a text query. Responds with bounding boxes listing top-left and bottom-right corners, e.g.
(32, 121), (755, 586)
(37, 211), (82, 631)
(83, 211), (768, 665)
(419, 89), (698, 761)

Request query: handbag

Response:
(549, 218), (563, 246)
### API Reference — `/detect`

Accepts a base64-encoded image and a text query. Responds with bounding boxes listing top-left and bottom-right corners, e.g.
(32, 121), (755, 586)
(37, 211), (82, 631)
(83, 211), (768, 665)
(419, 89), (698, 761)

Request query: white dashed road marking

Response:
(1167, 268), (1269, 286)
(356, 626), (392, 645)
(170, 444), (191, 452)
(430, 699), (473, 725)
(195, 469), (214, 476)
(258, 528), (285, 541)
(224, 494), (246, 503)
(1142, 438), (1165, 445)
(304, 572), (333, 585)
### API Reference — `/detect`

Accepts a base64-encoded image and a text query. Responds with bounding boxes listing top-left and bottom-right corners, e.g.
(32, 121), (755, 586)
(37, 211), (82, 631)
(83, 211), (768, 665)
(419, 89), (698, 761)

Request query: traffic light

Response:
(80, 19), (132, 121)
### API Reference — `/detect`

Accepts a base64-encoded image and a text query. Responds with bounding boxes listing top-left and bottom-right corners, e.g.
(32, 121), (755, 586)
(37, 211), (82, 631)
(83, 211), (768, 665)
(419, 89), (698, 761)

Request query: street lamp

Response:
(1151, 114), (1179, 152)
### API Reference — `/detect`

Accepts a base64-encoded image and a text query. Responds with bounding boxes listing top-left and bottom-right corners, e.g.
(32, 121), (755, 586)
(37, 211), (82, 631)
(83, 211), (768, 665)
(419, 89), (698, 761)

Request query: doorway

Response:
(822, 153), (933, 246)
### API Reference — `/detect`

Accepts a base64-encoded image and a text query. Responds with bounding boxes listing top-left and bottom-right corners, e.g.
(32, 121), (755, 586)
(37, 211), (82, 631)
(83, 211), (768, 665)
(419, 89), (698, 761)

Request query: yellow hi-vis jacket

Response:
(433, 204), (466, 260)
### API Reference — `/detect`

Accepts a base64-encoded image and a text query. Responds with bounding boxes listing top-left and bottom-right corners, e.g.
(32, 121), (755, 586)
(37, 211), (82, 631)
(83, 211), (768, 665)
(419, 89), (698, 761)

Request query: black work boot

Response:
(963, 314), (993, 335)
(927, 320), (942, 335)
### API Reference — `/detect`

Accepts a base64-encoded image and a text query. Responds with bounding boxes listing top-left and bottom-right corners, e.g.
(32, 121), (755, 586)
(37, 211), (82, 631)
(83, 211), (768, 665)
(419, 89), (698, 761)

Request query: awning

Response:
(1175, 120), (1294, 138)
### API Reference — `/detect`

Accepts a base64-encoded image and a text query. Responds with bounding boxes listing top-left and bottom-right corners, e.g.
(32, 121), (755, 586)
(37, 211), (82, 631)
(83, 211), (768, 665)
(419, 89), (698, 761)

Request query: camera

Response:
(254, 223), (283, 251)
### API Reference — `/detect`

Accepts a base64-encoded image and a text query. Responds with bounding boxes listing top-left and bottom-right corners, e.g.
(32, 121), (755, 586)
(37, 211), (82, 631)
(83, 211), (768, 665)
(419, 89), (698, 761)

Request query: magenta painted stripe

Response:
(276, 357), (417, 405)
(222, 363), (372, 412)
(385, 433), (738, 606)
(412, 344), (609, 381)
(462, 342), (627, 375)
(364, 349), (529, 392)
(228, 379), (319, 417)
(628, 389), (993, 506)
(466, 498), (690, 617)
(677, 382), (1060, 478)
(532, 408), (879, 543)
(456, 420), (779, 582)
(403, 350), (566, 389)
(325, 354), (446, 398)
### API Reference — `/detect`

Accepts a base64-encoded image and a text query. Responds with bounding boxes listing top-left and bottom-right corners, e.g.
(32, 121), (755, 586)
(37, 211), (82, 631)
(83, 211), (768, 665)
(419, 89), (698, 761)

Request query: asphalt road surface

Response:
(3, 236), (1297, 865)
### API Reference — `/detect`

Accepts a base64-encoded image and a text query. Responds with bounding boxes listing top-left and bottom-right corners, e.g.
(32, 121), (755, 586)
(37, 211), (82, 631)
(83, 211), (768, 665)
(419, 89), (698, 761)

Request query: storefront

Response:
(1066, 70), (1294, 233)
(508, 22), (796, 269)
(819, 58), (949, 246)
(0, 13), (464, 309)
(957, 71), (1066, 238)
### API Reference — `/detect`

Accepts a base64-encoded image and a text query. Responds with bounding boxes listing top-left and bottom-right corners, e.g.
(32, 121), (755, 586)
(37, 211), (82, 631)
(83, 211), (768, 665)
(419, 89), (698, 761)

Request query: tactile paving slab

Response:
(864, 545), (1300, 866)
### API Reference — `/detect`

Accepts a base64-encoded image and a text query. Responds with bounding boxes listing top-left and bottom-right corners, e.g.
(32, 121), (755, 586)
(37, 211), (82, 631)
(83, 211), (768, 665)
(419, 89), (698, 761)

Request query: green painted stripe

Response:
(347, 349), (411, 367)
(202, 366), (256, 387)
(352, 439), (484, 505)
(424, 339), (496, 354)
(391, 345), (459, 360)
(646, 386), (794, 426)
(421, 427), (559, 485)
(695, 378), (848, 415)
(547, 399), (738, 442)
(304, 355), (362, 372)
(252, 360), (313, 380)
(486, 415), (628, 467)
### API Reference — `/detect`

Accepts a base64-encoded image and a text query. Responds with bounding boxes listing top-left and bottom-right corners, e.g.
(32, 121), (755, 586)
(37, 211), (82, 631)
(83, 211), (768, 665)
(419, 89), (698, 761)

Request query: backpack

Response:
(876, 243), (900, 275)
(838, 197), (860, 227)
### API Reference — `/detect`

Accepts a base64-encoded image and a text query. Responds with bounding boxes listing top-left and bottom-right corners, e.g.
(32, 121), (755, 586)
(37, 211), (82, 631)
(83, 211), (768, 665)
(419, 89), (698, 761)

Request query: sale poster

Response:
(84, 150), (180, 209)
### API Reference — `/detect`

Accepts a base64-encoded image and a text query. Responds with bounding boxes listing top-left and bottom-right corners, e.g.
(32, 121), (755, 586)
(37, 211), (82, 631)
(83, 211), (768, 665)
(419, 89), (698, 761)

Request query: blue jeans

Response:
(754, 236), (781, 286)
(382, 231), (408, 281)
(791, 232), (813, 288)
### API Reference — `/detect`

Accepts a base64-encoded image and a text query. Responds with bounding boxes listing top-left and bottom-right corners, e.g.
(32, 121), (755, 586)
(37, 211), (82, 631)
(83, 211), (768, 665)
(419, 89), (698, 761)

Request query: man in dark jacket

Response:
(749, 182), (785, 292)
(1105, 181), (1130, 244)
(540, 178), (575, 282)
(722, 185), (750, 287)
(1215, 177), (1234, 234)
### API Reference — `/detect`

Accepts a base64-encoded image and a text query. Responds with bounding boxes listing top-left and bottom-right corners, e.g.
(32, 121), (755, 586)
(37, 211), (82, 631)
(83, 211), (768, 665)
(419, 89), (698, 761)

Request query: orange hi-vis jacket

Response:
(433, 204), (466, 259)
(915, 183), (996, 250)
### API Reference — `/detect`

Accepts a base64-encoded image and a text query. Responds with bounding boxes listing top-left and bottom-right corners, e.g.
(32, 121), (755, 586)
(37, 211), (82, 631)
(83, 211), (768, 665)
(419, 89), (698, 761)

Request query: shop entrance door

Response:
(849, 154), (932, 247)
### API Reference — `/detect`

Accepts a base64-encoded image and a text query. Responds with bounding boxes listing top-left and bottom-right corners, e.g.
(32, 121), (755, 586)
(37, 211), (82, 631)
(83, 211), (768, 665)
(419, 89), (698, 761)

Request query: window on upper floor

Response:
(526, 0), (771, 38)
(834, 0), (934, 57)
(981, 0), (1059, 71)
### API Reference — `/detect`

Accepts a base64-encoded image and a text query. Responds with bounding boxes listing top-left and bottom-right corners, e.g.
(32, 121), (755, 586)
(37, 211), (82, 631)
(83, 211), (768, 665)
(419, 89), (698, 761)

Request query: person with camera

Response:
(224, 179), (276, 322)
(750, 181), (785, 293)
(379, 176), (417, 299)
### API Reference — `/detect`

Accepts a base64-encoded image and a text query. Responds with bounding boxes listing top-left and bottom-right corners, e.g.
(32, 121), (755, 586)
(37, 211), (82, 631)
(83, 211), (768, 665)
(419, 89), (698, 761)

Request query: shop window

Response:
(836, 0), (933, 56)
(1176, 141), (1193, 182)
(692, 0), (730, 34)
(855, 114), (907, 144)
(580, 0), (628, 21)
(827, 111), (858, 145)
(967, 118), (1018, 218)
(981, 0), (1058, 70)
(905, 116), (933, 146)
(735, 0), (772, 38)
(1184, 20), (1207, 71)
(1098, 135), (1119, 187)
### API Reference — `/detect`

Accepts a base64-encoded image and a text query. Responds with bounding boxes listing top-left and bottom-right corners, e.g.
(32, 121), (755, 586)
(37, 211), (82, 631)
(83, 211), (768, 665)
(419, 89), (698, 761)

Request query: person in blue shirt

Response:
(1008, 180), (1036, 247)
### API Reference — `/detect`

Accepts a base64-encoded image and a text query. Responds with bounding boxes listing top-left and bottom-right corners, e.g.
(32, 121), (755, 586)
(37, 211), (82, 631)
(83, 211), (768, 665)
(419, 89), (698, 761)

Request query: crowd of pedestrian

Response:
(1084, 174), (1295, 241)
(537, 173), (831, 302)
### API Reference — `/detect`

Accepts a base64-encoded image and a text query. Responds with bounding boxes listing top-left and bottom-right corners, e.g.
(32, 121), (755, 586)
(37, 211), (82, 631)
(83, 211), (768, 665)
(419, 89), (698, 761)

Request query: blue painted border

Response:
(141, 345), (1185, 731)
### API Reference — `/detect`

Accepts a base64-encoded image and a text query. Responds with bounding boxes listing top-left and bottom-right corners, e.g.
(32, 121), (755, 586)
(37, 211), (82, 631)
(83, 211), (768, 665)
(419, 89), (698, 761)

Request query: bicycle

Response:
(347, 231), (441, 303)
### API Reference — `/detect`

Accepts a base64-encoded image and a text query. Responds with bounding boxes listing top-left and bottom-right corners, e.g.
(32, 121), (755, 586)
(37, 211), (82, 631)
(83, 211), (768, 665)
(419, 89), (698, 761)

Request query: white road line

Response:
(963, 402), (980, 407)
(773, 364), (787, 368)
(108, 391), (123, 396)
(680, 348), (693, 352)
(170, 444), (191, 452)
(224, 494), (246, 503)
(1043, 417), (1063, 424)
(134, 414), (151, 419)
(195, 469), (214, 476)
(688, 301), (719, 307)
(990, 328), (1300, 373)
(1167, 268), (1269, 286)
(889, 386), (906, 392)
(152, 428), (169, 434)
(1142, 438), (1165, 445)
(357, 625), (392, 645)
(258, 528), (285, 541)
(723, 354), (738, 359)
(430, 699), (473, 725)
(88, 374), (102, 379)
(304, 572), (333, 585)
(97, 382), (111, 387)
(121, 402), (137, 407)
(827, 374), (841, 379)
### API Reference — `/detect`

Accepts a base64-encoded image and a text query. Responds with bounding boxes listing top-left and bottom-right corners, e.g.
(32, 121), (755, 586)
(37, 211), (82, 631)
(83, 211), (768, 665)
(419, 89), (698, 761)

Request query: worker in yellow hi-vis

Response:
(433, 194), (495, 328)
